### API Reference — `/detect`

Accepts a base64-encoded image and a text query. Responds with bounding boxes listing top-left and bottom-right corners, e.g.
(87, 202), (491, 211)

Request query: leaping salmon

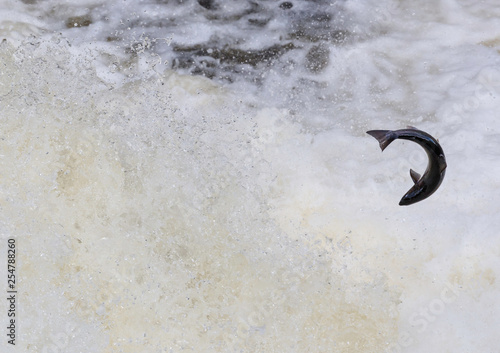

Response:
(366, 127), (447, 206)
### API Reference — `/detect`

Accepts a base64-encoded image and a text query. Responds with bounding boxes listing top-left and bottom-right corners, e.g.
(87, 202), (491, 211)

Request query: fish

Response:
(366, 127), (447, 206)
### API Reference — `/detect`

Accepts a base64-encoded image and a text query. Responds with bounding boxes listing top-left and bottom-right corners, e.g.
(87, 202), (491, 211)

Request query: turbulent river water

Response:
(1, 1), (500, 352)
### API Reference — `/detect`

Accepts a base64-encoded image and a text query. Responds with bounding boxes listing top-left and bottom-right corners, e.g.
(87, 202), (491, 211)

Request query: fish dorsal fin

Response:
(407, 125), (418, 130)
(410, 169), (421, 184)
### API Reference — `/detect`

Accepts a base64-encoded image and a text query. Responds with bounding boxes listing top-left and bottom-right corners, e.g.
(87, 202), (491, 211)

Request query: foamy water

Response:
(0, 1), (499, 352)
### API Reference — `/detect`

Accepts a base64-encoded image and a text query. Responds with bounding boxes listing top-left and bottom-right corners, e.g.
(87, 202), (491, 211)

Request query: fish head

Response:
(398, 185), (419, 206)
(399, 195), (414, 206)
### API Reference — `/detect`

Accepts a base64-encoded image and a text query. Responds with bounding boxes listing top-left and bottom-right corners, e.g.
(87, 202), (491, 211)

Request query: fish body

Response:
(366, 127), (447, 206)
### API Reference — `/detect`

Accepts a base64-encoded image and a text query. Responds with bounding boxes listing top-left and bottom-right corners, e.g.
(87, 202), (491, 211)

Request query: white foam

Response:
(0, 1), (499, 352)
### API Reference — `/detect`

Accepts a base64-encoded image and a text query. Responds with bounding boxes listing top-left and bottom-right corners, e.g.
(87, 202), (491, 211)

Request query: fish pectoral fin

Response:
(409, 169), (421, 184)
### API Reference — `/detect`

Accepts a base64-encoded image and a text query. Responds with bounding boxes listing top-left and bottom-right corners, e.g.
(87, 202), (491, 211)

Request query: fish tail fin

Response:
(366, 130), (395, 151)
